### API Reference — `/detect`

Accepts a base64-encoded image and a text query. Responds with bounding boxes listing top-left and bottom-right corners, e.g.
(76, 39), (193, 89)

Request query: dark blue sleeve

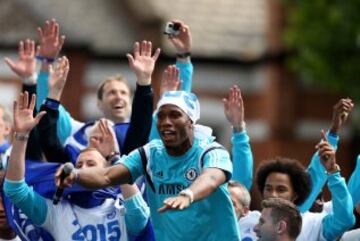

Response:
(122, 85), (153, 155)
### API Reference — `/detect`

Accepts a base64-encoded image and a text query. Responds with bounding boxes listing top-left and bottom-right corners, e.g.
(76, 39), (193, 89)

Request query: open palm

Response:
(13, 92), (46, 133)
(127, 41), (161, 85)
(4, 40), (36, 78)
(160, 65), (180, 96)
(223, 85), (244, 127)
(37, 19), (65, 58)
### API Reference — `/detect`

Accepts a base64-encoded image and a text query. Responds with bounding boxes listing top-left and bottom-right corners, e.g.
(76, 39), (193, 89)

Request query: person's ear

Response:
(291, 193), (298, 204)
(242, 206), (250, 216)
(276, 220), (287, 235)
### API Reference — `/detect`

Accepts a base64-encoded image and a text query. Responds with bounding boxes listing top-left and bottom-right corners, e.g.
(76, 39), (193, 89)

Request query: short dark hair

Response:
(97, 75), (131, 100)
(262, 198), (302, 239)
(256, 157), (311, 206)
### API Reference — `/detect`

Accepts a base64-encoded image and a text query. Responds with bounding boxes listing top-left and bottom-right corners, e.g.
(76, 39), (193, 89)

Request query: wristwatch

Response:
(179, 188), (194, 203)
(14, 132), (29, 141)
(106, 151), (120, 163)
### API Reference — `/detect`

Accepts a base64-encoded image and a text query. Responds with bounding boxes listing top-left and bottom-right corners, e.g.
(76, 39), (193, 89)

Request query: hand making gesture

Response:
(89, 119), (118, 158)
(168, 20), (192, 57)
(330, 98), (354, 135)
(316, 130), (338, 174)
(48, 56), (70, 101)
(126, 40), (161, 86)
(4, 39), (37, 83)
(37, 19), (65, 59)
(160, 65), (181, 96)
(13, 92), (46, 135)
(223, 85), (245, 132)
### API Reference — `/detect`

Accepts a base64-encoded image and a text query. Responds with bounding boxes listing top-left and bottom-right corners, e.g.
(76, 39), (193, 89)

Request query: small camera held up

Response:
(164, 22), (181, 37)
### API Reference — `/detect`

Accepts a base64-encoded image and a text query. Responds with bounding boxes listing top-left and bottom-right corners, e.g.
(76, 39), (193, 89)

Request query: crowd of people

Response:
(0, 18), (359, 241)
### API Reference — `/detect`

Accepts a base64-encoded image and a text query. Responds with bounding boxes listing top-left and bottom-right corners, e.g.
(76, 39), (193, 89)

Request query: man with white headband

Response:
(56, 90), (241, 241)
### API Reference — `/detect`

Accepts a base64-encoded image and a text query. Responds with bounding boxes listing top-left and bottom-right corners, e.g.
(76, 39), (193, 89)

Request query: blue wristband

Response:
(36, 55), (55, 63)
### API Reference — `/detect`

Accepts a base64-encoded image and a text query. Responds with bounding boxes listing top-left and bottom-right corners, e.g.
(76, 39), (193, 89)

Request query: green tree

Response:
(283, 0), (360, 100)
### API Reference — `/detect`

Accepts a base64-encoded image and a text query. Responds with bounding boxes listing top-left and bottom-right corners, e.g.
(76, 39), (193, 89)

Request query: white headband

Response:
(156, 91), (200, 123)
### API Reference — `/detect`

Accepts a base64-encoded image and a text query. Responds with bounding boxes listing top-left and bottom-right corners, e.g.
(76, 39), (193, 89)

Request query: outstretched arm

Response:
(158, 168), (226, 212)
(56, 161), (133, 190)
(38, 57), (72, 163)
(300, 98), (354, 212)
(36, 19), (65, 109)
(6, 93), (46, 181)
(223, 85), (253, 190)
(4, 39), (44, 160)
(90, 120), (150, 235)
(158, 147), (232, 212)
(318, 140), (355, 240)
(36, 19), (76, 144)
(122, 41), (159, 154)
(4, 92), (48, 225)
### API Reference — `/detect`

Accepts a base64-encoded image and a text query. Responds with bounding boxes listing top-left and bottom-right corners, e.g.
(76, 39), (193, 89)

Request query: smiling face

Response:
(262, 172), (297, 203)
(97, 79), (131, 123)
(156, 104), (194, 156)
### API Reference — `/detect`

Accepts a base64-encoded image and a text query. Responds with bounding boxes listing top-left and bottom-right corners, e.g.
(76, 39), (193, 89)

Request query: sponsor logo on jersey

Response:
(158, 184), (187, 195)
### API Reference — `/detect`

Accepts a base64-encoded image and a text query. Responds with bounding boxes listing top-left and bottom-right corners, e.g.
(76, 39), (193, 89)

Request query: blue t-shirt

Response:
(120, 137), (241, 241)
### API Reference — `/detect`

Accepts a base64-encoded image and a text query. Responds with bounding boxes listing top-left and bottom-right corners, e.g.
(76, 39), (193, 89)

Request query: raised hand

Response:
(126, 41), (161, 86)
(330, 98), (354, 134)
(160, 65), (181, 96)
(48, 56), (70, 100)
(37, 19), (65, 59)
(223, 85), (245, 132)
(13, 92), (46, 134)
(4, 39), (36, 80)
(316, 130), (337, 173)
(89, 119), (118, 158)
(168, 20), (192, 55)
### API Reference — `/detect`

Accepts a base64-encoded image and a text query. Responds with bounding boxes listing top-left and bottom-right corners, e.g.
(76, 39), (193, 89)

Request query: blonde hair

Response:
(0, 104), (12, 124)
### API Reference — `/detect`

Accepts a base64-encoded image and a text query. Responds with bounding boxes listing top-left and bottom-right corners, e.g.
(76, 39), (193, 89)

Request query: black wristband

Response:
(176, 52), (191, 58)
(44, 98), (60, 110)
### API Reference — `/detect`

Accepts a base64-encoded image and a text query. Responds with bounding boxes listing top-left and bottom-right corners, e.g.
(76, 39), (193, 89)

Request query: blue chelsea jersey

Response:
(121, 137), (241, 241)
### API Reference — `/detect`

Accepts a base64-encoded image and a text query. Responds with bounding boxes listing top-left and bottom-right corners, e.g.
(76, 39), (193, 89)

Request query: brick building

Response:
(0, 0), (357, 209)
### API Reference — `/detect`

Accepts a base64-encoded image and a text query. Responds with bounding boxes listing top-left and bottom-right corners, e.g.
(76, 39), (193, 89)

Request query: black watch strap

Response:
(176, 52), (191, 58)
